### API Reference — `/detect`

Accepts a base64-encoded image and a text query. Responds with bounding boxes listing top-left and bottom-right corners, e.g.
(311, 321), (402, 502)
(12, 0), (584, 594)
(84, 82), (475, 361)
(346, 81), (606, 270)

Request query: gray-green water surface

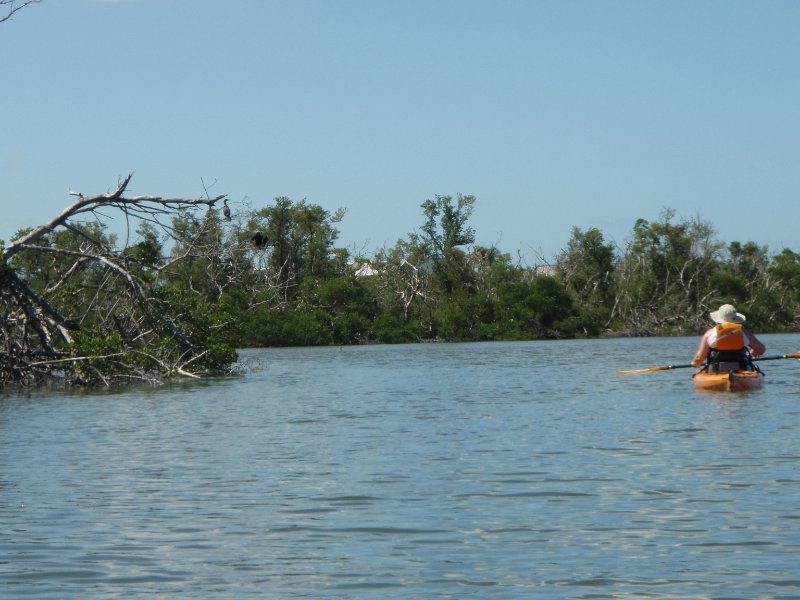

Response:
(2, 335), (800, 598)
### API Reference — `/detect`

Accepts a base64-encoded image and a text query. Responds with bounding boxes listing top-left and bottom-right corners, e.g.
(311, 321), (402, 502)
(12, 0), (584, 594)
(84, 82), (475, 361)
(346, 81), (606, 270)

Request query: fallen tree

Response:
(1, 174), (238, 387)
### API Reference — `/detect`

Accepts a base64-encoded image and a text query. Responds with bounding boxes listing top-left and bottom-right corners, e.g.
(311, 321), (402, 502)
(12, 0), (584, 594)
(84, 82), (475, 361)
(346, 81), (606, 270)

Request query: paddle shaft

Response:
(616, 363), (694, 375)
(754, 353), (800, 362)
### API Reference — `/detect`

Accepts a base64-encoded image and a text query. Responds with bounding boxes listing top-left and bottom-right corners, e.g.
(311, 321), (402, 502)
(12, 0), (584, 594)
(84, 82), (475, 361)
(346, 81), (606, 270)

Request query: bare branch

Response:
(3, 173), (226, 261)
(0, 0), (40, 24)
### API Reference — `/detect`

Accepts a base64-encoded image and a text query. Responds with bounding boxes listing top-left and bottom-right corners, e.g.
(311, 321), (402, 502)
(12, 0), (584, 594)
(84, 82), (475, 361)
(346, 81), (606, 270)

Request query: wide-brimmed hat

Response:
(710, 303), (746, 324)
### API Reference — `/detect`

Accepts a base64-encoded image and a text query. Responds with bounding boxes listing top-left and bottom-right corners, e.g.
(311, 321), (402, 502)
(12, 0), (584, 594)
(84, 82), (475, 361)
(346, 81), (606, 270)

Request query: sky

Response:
(2, 0), (799, 263)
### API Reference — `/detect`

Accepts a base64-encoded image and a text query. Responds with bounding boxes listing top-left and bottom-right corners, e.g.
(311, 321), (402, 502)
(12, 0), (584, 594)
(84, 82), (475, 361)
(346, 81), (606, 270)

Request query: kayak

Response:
(693, 369), (764, 392)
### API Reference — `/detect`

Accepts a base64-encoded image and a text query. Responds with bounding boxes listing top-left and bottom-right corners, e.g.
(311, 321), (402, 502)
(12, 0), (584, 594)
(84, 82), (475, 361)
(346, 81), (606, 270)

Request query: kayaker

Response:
(691, 304), (766, 372)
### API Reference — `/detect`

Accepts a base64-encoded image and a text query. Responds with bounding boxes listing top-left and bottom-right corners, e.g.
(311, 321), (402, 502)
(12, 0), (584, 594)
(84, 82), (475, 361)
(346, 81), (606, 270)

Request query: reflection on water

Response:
(2, 334), (800, 598)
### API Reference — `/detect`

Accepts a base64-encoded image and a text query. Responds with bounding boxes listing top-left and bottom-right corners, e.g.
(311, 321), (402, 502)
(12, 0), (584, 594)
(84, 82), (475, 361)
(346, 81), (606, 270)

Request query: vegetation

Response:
(3, 174), (799, 389)
(216, 200), (798, 346)
(1, 176), (236, 386)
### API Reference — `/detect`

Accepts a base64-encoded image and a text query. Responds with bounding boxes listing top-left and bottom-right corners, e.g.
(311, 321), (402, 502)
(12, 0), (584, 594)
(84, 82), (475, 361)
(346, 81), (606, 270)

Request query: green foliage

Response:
(372, 308), (426, 343)
(166, 209), (231, 301)
(126, 222), (163, 277)
(771, 249), (800, 302)
(433, 247), (476, 296)
(252, 306), (334, 346)
(146, 285), (237, 374)
(708, 272), (748, 304)
(765, 248), (800, 329)
(67, 329), (130, 385)
(199, 198), (800, 346)
(10, 223), (109, 293)
(231, 275), (376, 346)
(194, 343), (238, 374)
(9, 185), (800, 390)
(433, 292), (497, 341)
(556, 226), (616, 312)
(615, 210), (724, 334)
(247, 197), (344, 302)
(420, 194), (476, 256)
(495, 276), (579, 339)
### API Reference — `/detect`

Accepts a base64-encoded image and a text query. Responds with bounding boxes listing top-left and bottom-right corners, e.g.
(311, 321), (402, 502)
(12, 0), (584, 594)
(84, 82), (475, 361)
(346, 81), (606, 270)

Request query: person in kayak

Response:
(691, 304), (766, 372)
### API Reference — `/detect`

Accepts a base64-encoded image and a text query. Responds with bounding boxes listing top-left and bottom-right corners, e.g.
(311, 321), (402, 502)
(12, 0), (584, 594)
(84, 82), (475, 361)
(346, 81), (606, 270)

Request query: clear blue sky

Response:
(2, 0), (799, 262)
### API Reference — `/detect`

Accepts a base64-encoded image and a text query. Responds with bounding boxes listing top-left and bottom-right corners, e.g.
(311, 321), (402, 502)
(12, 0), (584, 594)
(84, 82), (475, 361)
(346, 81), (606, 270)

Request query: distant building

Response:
(350, 256), (438, 278)
(352, 261), (379, 277)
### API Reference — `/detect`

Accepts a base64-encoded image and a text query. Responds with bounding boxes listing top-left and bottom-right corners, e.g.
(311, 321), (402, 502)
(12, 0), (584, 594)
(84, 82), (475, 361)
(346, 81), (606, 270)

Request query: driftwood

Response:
(1, 174), (229, 386)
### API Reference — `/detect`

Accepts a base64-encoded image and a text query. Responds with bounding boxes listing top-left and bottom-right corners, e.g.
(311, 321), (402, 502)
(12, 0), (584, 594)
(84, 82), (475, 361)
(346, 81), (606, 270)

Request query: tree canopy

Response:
(3, 177), (799, 388)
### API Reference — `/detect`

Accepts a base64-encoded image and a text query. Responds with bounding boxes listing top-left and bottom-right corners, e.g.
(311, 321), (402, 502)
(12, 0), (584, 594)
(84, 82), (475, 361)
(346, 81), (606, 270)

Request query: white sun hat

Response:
(710, 303), (746, 324)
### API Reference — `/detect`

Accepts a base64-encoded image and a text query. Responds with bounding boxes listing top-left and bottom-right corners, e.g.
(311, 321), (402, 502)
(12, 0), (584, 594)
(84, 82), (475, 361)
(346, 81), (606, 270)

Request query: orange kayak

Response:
(693, 370), (764, 392)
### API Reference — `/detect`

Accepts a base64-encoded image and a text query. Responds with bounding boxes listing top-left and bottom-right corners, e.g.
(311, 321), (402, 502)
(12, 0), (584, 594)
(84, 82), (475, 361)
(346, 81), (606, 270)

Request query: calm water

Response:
(2, 335), (800, 599)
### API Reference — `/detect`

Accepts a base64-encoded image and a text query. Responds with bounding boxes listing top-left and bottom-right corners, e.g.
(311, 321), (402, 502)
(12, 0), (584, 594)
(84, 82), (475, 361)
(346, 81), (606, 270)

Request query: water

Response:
(2, 334), (800, 599)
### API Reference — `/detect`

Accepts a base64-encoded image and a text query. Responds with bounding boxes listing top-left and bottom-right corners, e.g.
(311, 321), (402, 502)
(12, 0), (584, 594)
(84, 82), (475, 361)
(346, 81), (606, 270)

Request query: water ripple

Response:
(2, 335), (800, 598)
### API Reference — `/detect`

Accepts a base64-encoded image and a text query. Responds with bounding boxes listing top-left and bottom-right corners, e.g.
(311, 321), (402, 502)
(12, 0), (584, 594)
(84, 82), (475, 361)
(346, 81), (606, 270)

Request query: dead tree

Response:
(1, 174), (231, 386)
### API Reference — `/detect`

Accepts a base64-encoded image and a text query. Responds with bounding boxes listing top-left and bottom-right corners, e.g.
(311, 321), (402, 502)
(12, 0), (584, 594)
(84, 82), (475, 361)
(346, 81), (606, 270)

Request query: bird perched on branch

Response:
(222, 198), (231, 221)
(252, 231), (268, 249)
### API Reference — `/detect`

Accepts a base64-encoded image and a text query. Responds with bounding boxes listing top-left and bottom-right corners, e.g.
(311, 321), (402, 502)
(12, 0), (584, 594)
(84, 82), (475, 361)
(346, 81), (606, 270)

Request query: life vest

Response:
(711, 323), (745, 351)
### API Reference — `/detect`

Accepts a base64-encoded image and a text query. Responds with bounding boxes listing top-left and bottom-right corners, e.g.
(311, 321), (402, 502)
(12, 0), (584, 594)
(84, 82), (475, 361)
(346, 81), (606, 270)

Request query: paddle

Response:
(616, 363), (694, 376)
(616, 352), (800, 376)
(751, 352), (800, 362)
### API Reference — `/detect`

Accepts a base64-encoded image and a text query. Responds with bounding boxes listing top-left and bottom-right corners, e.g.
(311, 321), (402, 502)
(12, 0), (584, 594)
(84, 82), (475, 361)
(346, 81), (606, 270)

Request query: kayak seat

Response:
(709, 361), (743, 373)
(706, 349), (755, 373)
